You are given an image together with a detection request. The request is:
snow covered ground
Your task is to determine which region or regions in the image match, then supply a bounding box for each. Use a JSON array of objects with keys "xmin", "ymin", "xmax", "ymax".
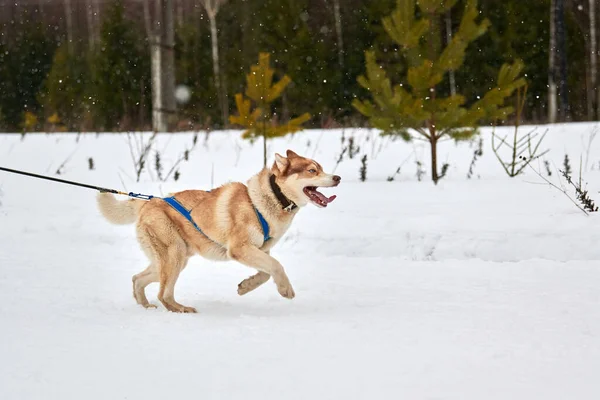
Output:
[{"xmin": 1, "ymin": 123, "xmax": 600, "ymax": 399}]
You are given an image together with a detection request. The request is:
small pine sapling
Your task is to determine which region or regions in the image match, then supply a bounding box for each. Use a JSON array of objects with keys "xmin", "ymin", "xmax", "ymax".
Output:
[
  {"xmin": 353, "ymin": 0, "xmax": 526, "ymax": 184},
  {"xmin": 229, "ymin": 52, "xmax": 311, "ymax": 167}
]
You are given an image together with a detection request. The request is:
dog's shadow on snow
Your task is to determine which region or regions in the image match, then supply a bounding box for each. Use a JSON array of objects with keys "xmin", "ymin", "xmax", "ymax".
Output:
[{"xmin": 132, "ymin": 297, "xmax": 329, "ymax": 319}]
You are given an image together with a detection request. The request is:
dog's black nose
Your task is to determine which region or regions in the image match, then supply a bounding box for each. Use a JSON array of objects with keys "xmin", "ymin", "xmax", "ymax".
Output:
[{"xmin": 333, "ymin": 175, "xmax": 341, "ymax": 182}]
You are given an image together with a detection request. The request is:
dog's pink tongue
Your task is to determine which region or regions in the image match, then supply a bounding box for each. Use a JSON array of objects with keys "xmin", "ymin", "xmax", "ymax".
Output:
[{"xmin": 313, "ymin": 190, "xmax": 336, "ymax": 204}]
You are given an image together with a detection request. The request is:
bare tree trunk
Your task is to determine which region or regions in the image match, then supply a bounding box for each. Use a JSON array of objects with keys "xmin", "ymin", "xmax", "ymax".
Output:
[
  {"xmin": 152, "ymin": 0, "xmax": 163, "ymax": 132},
  {"xmin": 208, "ymin": 12, "xmax": 228, "ymax": 126},
  {"xmin": 142, "ymin": 0, "xmax": 152, "ymax": 40},
  {"xmin": 151, "ymin": 39, "xmax": 164, "ymax": 131},
  {"xmin": 151, "ymin": 0, "xmax": 176, "ymax": 132},
  {"xmin": 86, "ymin": 0, "xmax": 95, "ymax": 50},
  {"xmin": 177, "ymin": 0, "xmax": 184, "ymax": 26},
  {"xmin": 556, "ymin": 0, "xmax": 569, "ymax": 120},
  {"xmin": 163, "ymin": 0, "xmax": 176, "ymax": 131},
  {"xmin": 38, "ymin": 0, "xmax": 45, "ymax": 24},
  {"xmin": 141, "ymin": 0, "xmax": 153, "ymax": 129},
  {"xmin": 445, "ymin": 10, "xmax": 456, "ymax": 97},
  {"xmin": 430, "ymin": 135, "xmax": 438, "ymax": 184},
  {"xmin": 200, "ymin": 0, "xmax": 228, "ymax": 126},
  {"xmin": 591, "ymin": 0, "xmax": 598, "ymax": 120},
  {"xmin": 333, "ymin": 0, "xmax": 344, "ymax": 68},
  {"xmin": 549, "ymin": 0, "xmax": 558, "ymax": 123},
  {"xmin": 64, "ymin": 0, "xmax": 74, "ymax": 54},
  {"xmin": 263, "ymin": 130, "xmax": 267, "ymax": 168},
  {"xmin": 92, "ymin": 0, "xmax": 100, "ymax": 44}
]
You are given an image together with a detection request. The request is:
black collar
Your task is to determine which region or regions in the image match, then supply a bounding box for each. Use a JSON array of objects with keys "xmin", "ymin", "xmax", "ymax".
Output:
[{"xmin": 269, "ymin": 174, "xmax": 297, "ymax": 212}]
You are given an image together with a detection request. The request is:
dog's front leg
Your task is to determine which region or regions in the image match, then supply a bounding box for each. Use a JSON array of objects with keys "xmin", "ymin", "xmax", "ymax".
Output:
[
  {"xmin": 238, "ymin": 250, "xmax": 271, "ymax": 295},
  {"xmin": 238, "ymin": 271, "xmax": 270, "ymax": 295},
  {"xmin": 228, "ymin": 245, "xmax": 295, "ymax": 299}
]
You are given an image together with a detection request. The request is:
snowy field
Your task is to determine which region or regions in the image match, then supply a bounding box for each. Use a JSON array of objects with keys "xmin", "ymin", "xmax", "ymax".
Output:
[{"xmin": 1, "ymin": 123, "xmax": 600, "ymax": 399}]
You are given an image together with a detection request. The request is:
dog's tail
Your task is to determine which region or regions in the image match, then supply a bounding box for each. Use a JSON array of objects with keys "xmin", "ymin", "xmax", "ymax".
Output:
[{"xmin": 97, "ymin": 192, "xmax": 144, "ymax": 225}]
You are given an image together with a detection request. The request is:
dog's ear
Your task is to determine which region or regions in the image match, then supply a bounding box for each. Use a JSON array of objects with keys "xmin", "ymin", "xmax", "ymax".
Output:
[
  {"xmin": 274, "ymin": 153, "xmax": 289, "ymax": 173},
  {"xmin": 286, "ymin": 149, "xmax": 300, "ymax": 159}
]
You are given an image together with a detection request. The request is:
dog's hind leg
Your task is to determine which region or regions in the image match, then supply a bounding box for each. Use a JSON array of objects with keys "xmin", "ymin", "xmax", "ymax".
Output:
[
  {"xmin": 237, "ymin": 271, "xmax": 270, "ymax": 296},
  {"xmin": 157, "ymin": 238, "xmax": 195, "ymax": 313},
  {"xmin": 134, "ymin": 224, "xmax": 163, "ymax": 309},
  {"xmin": 132, "ymin": 265, "xmax": 159, "ymax": 309}
]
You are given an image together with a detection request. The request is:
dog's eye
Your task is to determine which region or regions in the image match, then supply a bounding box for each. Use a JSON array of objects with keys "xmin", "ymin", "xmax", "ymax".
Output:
[{"xmin": 308, "ymin": 169, "xmax": 317, "ymax": 174}]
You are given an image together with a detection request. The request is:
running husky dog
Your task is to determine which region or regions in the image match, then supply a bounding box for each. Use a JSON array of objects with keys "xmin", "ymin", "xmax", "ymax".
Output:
[{"xmin": 97, "ymin": 150, "xmax": 341, "ymax": 313}]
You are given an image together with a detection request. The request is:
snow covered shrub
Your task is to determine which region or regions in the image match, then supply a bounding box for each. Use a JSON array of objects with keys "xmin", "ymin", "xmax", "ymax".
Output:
[
  {"xmin": 347, "ymin": 136, "xmax": 360, "ymax": 159},
  {"xmin": 415, "ymin": 161, "xmax": 425, "ymax": 182},
  {"xmin": 155, "ymin": 152, "xmax": 164, "ymax": 181},
  {"xmin": 387, "ymin": 166, "xmax": 402, "ymax": 182},
  {"xmin": 467, "ymin": 138, "xmax": 483, "ymax": 179},
  {"xmin": 333, "ymin": 132, "xmax": 360, "ymax": 174},
  {"xmin": 492, "ymin": 85, "xmax": 548, "ymax": 177},
  {"xmin": 560, "ymin": 168, "xmax": 598, "ymax": 213},
  {"xmin": 544, "ymin": 160, "xmax": 552, "ymax": 176},
  {"xmin": 525, "ymin": 156, "xmax": 598, "ymax": 215},
  {"xmin": 563, "ymin": 154, "xmax": 572, "ymax": 175},
  {"xmin": 359, "ymin": 155, "xmax": 368, "ymax": 182}
]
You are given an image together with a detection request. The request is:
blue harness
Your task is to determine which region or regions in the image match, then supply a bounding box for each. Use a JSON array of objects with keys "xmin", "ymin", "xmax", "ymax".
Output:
[{"xmin": 162, "ymin": 196, "xmax": 271, "ymax": 244}]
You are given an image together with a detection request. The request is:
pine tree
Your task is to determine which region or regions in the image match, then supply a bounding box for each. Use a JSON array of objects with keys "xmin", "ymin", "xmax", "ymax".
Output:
[
  {"xmin": 91, "ymin": 0, "xmax": 150, "ymax": 130},
  {"xmin": 0, "ymin": 22, "xmax": 54, "ymax": 131},
  {"xmin": 230, "ymin": 52, "xmax": 310, "ymax": 167},
  {"xmin": 40, "ymin": 45, "xmax": 89, "ymax": 130},
  {"xmin": 353, "ymin": 0, "xmax": 526, "ymax": 183},
  {"xmin": 175, "ymin": 22, "xmax": 216, "ymax": 125}
]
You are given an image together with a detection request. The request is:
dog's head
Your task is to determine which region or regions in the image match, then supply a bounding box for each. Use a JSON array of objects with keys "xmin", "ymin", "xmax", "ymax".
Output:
[{"xmin": 271, "ymin": 149, "xmax": 341, "ymax": 208}]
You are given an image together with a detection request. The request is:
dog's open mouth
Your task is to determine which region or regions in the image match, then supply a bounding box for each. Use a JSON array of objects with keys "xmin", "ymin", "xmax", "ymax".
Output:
[{"xmin": 303, "ymin": 186, "xmax": 336, "ymax": 207}]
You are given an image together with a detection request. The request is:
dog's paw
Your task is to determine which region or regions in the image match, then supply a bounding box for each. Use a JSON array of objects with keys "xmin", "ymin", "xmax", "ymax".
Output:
[
  {"xmin": 143, "ymin": 303, "xmax": 158, "ymax": 309},
  {"xmin": 278, "ymin": 284, "xmax": 295, "ymax": 299},
  {"xmin": 237, "ymin": 282, "xmax": 251, "ymax": 296},
  {"xmin": 162, "ymin": 301, "xmax": 198, "ymax": 313},
  {"xmin": 237, "ymin": 272, "xmax": 270, "ymax": 296},
  {"xmin": 238, "ymin": 278, "xmax": 254, "ymax": 296}
]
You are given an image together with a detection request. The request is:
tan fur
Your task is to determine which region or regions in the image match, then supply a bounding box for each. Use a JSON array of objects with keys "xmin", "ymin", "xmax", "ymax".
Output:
[
  {"xmin": 97, "ymin": 150, "xmax": 341, "ymax": 313},
  {"xmin": 97, "ymin": 193, "xmax": 144, "ymax": 224}
]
